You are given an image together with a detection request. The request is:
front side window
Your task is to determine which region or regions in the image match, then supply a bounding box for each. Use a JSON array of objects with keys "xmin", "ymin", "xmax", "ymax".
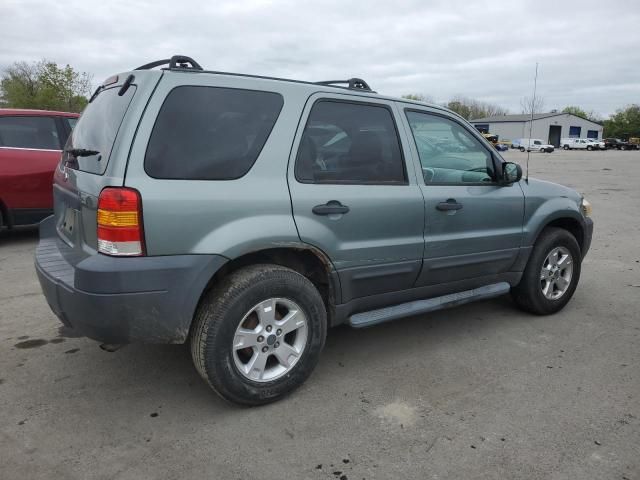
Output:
[
  {"xmin": 0, "ymin": 116, "xmax": 60, "ymax": 150},
  {"xmin": 295, "ymin": 100, "xmax": 406, "ymax": 184},
  {"xmin": 145, "ymin": 86, "xmax": 283, "ymax": 180},
  {"xmin": 405, "ymin": 111, "xmax": 495, "ymax": 184}
]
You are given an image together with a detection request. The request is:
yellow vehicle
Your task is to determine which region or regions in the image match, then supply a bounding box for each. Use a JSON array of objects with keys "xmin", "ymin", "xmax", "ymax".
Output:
[{"xmin": 483, "ymin": 133, "xmax": 510, "ymax": 151}]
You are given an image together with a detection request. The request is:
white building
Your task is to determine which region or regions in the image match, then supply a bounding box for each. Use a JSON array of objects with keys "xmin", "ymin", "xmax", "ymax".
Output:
[{"xmin": 471, "ymin": 112, "xmax": 603, "ymax": 147}]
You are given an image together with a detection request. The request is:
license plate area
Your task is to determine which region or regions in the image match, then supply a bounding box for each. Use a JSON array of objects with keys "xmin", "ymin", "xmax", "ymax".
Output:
[{"xmin": 57, "ymin": 206, "xmax": 77, "ymax": 244}]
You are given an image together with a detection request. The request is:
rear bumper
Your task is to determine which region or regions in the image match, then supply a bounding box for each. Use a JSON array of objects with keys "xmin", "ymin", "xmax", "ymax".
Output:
[
  {"xmin": 35, "ymin": 216, "xmax": 228, "ymax": 344},
  {"xmin": 582, "ymin": 217, "xmax": 594, "ymax": 259}
]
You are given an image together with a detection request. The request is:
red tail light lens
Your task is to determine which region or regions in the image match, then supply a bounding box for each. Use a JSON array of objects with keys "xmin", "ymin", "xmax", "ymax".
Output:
[{"xmin": 97, "ymin": 187, "xmax": 145, "ymax": 256}]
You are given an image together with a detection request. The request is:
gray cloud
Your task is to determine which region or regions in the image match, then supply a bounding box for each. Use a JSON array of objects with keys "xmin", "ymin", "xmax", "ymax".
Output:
[{"xmin": 1, "ymin": 0, "xmax": 638, "ymax": 116}]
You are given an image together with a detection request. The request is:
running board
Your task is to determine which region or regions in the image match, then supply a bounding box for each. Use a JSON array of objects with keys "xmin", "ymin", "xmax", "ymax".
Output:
[{"xmin": 348, "ymin": 282, "xmax": 511, "ymax": 328}]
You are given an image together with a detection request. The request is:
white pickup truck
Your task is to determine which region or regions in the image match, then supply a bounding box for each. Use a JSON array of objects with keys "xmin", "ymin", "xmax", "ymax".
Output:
[
  {"xmin": 515, "ymin": 138, "xmax": 555, "ymax": 153},
  {"xmin": 561, "ymin": 138, "xmax": 600, "ymax": 150}
]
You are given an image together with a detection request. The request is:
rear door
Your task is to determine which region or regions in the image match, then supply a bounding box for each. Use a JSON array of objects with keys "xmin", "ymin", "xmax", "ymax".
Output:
[
  {"xmin": 52, "ymin": 71, "xmax": 161, "ymax": 260},
  {"xmin": 0, "ymin": 115, "xmax": 63, "ymax": 219},
  {"xmin": 399, "ymin": 107, "xmax": 524, "ymax": 286},
  {"xmin": 288, "ymin": 94, "xmax": 425, "ymax": 302}
]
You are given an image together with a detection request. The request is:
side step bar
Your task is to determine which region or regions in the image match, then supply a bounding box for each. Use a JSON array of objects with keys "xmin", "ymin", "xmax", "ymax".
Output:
[{"xmin": 348, "ymin": 282, "xmax": 511, "ymax": 328}]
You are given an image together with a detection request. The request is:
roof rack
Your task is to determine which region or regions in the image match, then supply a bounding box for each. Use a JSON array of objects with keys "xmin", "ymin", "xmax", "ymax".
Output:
[
  {"xmin": 132, "ymin": 56, "xmax": 375, "ymax": 93},
  {"xmin": 315, "ymin": 78, "xmax": 373, "ymax": 92},
  {"xmin": 135, "ymin": 55, "xmax": 203, "ymax": 71}
]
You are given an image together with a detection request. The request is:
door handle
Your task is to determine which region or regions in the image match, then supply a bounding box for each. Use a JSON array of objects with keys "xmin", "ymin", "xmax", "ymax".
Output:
[
  {"xmin": 436, "ymin": 198, "xmax": 463, "ymax": 211},
  {"xmin": 312, "ymin": 200, "xmax": 350, "ymax": 216}
]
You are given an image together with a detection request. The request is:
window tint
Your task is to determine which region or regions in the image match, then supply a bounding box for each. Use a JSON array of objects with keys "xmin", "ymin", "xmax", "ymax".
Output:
[
  {"xmin": 145, "ymin": 86, "xmax": 283, "ymax": 180},
  {"xmin": 295, "ymin": 101, "xmax": 406, "ymax": 184},
  {"xmin": 405, "ymin": 111, "xmax": 494, "ymax": 184},
  {"xmin": 0, "ymin": 116, "xmax": 60, "ymax": 150},
  {"xmin": 66, "ymin": 85, "xmax": 136, "ymax": 174}
]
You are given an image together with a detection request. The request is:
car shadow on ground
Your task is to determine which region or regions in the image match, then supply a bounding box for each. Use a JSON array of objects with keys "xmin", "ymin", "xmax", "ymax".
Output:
[
  {"xmin": 41, "ymin": 294, "xmax": 524, "ymax": 413},
  {"xmin": 0, "ymin": 225, "xmax": 40, "ymax": 245}
]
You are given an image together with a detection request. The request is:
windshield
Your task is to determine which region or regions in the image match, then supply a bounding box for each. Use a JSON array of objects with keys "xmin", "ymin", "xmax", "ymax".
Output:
[{"xmin": 64, "ymin": 85, "xmax": 136, "ymax": 174}]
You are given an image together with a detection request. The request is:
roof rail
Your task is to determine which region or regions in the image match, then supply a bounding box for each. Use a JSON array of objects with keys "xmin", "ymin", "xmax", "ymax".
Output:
[
  {"xmin": 135, "ymin": 55, "xmax": 203, "ymax": 71},
  {"xmin": 315, "ymin": 78, "xmax": 374, "ymax": 92}
]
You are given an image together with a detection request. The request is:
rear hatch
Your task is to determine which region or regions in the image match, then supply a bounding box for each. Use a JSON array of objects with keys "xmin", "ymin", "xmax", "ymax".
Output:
[{"xmin": 52, "ymin": 71, "xmax": 161, "ymax": 263}]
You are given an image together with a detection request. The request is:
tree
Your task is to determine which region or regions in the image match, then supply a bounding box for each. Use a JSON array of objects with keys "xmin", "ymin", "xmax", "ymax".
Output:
[
  {"xmin": 0, "ymin": 60, "xmax": 92, "ymax": 112},
  {"xmin": 445, "ymin": 96, "xmax": 508, "ymax": 120},
  {"xmin": 401, "ymin": 93, "xmax": 434, "ymax": 103},
  {"xmin": 562, "ymin": 106, "xmax": 600, "ymax": 123},
  {"xmin": 520, "ymin": 95, "xmax": 545, "ymax": 115},
  {"xmin": 603, "ymin": 104, "xmax": 640, "ymax": 139}
]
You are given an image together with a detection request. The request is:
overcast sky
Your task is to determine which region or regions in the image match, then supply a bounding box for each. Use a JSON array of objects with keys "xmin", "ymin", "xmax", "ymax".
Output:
[{"xmin": 1, "ymin": 0, "xmax": 638, "ymax": 117}]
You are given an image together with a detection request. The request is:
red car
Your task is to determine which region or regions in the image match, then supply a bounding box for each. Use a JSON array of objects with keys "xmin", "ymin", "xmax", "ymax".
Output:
[{"xmin": 0, "ymin": 108, "xmax": 79, "ymax": 228}]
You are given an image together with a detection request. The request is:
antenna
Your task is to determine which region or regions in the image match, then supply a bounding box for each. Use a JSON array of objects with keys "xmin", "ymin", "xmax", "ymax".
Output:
[{"xmin": 526, "ymin": 62, "xmax": 539, "ymax": 183}]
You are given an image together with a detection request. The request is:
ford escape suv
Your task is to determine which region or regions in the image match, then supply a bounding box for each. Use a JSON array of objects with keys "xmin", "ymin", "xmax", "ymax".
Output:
[{"xmin": 35, "ymin": 56, "xmax": 593, "ymax": 405}]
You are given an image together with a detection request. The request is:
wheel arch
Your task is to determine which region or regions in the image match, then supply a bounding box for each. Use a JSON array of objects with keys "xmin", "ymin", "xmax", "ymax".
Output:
[
  {"xmin": 191, "ymin": 245, "xmax": 341, "ymax": 335},
  {"xmin": 0, "ymin": 199, "xmax": 10, "ymax": 228},
  {"xmin": 534, "ymin": 216, "xmax": 586, "ymax": 253}
]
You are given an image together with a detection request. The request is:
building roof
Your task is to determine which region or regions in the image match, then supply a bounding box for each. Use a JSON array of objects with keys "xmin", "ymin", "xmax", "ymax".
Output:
[
  {"xmin": 471, "ymin": 113, "xmax": 563, "ymax": 123},
  {"xmin": 471, "ymin": 112, "xmax": 602, "ymax": 126}
]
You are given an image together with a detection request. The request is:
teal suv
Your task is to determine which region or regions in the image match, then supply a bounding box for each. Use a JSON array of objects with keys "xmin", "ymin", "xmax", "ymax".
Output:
[{"xmin": 36, "ymin": 56, "xmax": 593, "ymax": 405}]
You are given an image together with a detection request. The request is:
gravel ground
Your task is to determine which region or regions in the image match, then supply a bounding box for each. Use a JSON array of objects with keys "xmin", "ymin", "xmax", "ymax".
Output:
[{"xmin": 1, "ymin": 149, "xmax": 639, "ymax": 480}]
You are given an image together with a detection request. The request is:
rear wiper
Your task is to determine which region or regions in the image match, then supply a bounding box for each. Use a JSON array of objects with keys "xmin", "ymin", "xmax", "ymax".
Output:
[{"xmin": 65, "ymin": 148, "xmax": 100, "ymax": 157}]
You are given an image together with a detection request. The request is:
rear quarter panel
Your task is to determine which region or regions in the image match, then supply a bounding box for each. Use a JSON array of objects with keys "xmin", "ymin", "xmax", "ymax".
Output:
[{"xmin": 123, "ymin": 73, "xmax": 312, "ymax": 257}]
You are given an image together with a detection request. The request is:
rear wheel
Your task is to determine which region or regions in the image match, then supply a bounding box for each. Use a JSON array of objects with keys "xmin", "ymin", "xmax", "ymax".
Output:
[
  {"xmin": 519, "ymin": 147, "xmax": 526, "ymax": 152},
  {"xmin": 563, "ymin": 145, "xmax": 570, "ymax": 150},
  {"xmin": 512, "ymin": 228, "xmax": 582, "ymax": 315},
  {"xmin": 191, "ymin": 264, "xmax": 327, "ymax": 405}
]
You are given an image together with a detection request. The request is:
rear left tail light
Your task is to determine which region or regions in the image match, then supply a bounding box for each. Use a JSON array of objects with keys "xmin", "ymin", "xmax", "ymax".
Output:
[{"xmin": 97, "ymin": 187, "xmax": 145, "ymax": 256}]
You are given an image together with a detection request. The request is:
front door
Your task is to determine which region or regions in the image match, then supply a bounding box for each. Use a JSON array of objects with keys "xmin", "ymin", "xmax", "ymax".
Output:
[
  {"xmin": 399, "ymin": 108, "xmax": 525, "ymax": 286},
  {"xmin": 288, "ymin": 95, "xmax": 425, "ymax": 302}
]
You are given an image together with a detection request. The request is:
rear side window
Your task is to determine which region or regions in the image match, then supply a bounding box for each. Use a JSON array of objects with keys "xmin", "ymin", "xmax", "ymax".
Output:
[
  {"xmin": 295, "ymin": 100, "xmax": 406, "ymax": 184},
  {"xmin": 0, "ymin": 116, "xmax": 60, "ymax": 150},
  {"xmin": 145, "ymin": 86, "xmax": 284, "ymax": 180},
  {"xmin": 65, "ymin": 85, "xmax": 137, "ymax": 174}
]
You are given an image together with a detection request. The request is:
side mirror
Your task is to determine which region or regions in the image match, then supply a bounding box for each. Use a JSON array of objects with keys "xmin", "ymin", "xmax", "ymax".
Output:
[{"xmin": 501, "ymin": 162, "xmax": 522, "ymax": 184}]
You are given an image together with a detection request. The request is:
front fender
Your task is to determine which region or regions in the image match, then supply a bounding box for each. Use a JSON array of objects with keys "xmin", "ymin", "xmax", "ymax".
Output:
[{"xmin": 523, "ymin": 197, "xmax": 585, "ymax": 246}]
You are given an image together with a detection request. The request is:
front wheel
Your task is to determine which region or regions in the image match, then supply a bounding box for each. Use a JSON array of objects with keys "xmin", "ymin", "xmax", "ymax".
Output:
[
  {"xmin": 587, "ymin": 145, "xmax": 593, "ymax": 151},
  {"xmin": 191, "ymin": 264, "xmax": 327, "ymax": 405},
  {"xmin": 512, "ymin": 228, "xmax": 582, "ymax": 315}
]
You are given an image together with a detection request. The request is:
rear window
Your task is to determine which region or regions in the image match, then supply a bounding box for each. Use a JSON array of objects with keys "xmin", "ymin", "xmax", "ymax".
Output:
[
  {"xmin": 144, "ymin": 86, "xmax": 284, "ymax": 180},
  {"xmin": 0, "ymin": 116, "xmax": 61, "ymax": 150},
  {"xmin": 65, "ymin": 85, "xmax": 136, "ymax": 174}
]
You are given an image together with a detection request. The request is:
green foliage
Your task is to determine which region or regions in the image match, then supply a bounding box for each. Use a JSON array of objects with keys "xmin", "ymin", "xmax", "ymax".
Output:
[
  {"xmin": 561, "ymin": 106, "xmax": 600, "ymax": 123},
  {"xmin": 603, "ymin": 104, "xmax": 640, "ymax": 139},
  {"xmin": 0, "ymin": 60, "xmax": 92, "ymax": 113}
]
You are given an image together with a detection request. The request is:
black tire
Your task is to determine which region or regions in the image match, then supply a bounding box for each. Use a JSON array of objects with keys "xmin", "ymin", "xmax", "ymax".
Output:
[
  {"xmin": 563, "ymin": 145, "xmax": 569, "ymax": 150},
  {"xmin": 621, "ymin": 145, "xmax": 627, "ymax": 150},
  {"xmin": 190, "ymin": 264, "xmax": 327, "ymax": 406},
  {"xmin": 512, "ymin": 227, "xmax": 582, "ymax": 315},
  {"xmin": 519, "ymin": 147, "xmax": 526, "ymax": 152},
  {"xmin": 587, "ymin": 145, "xmax": 592, "ymax": 151}
]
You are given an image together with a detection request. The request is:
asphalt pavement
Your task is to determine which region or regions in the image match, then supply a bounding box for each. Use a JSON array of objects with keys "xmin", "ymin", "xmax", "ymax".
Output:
[{"xmin": 1, "ymin": 149, "xmax": 639, "ymax": 479}]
